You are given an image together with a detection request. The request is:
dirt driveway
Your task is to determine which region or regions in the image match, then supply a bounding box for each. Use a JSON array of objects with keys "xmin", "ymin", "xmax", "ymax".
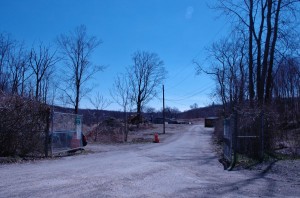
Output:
[{"xmin": 0, "ymin": 124, "xmax": 299, "ymax": 197}]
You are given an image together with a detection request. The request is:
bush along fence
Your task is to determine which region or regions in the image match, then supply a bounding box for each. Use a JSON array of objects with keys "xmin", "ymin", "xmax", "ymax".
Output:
[
  {"xmin": 0, "ymin": 94, "xmax": 50, "ymax": 158},
  {"xmin": 0, "ymin": 95, "xmax": 87, "ymax": 158},
  {"xmin": 223, "ymin": 110, "xmax": 264, "ymax": 170}
]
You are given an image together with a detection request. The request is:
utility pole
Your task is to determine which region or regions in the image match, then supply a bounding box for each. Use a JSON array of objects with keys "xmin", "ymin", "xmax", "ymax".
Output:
[{"xmin": 163, "ymin": 85, "xmax": 165, "ymax": 134}]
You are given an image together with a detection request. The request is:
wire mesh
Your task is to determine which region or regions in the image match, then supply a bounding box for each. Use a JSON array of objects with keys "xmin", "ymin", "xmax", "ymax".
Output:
[{"xmin": 50, "ymin": 112, "xmax": 83, "ymax": 154}]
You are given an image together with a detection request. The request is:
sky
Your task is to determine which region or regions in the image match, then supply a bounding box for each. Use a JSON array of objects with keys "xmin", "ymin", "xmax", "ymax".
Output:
[{"xmin": 0, "ymin": 0, "xmax": 229, "ymax": 112}]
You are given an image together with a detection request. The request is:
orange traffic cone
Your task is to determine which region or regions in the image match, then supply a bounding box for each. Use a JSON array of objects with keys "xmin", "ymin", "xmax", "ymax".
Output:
[{"xmin": 153, "ymin": 133, "xmax": 159, "ymax": 143}]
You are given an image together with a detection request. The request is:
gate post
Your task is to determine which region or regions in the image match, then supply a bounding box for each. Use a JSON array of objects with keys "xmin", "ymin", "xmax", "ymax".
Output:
[
  {"xmin": 44, "ymin": 107, "xmax": 51, "ymax": 157},
  {"xmin": 228, "ymin": 111, "xmax": 237, "ymax": 171},
  {"xmin": 259, "ymin": 111, "xmax": 264, "ymax": 161}
]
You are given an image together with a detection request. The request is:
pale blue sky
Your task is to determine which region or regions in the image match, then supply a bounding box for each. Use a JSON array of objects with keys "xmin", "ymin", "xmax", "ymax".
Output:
[{"xmin": 0, "ymin": 0, "xmax": 229, "ymax": 111}]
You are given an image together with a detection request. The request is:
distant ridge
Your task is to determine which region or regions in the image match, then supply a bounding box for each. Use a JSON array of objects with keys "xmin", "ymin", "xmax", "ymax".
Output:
[
  {"xmin": 51, "ymin": 104, "xmax": 222, "ymax": 125},
  {"xmin": 178, "ymin": 105, "xmax": 222, "ymax": 119}
]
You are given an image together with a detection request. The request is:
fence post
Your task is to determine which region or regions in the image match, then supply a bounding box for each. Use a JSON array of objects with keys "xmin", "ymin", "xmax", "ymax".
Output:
[
  {"xmin": 227, "ymin": 111, "xmax": 237, "ymax": 171},
  {"xmin": 233, "ymin": 111, "xmax": 238, "ymax": 165},
  {"xmin": 44, "ymin": 107, "xmax": 51, "ymax": 157},
  {"xmin": 259, "ymin": 111, "xmax": 264, "ymax": 161}
]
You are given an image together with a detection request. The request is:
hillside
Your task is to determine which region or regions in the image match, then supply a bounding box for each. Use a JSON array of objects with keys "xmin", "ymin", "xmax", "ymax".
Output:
[
  {"xmin": 178, "ymin": 105, "xmax": 222, "ymax": 119},
  {"xmin": 51, "ymin": 104, "xmax": 222, "ymax": 126}
]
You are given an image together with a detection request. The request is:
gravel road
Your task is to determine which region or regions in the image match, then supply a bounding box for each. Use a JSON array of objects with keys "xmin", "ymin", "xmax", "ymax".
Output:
[{"xmin": 0, "ymin": 124, "xmax": 299, "ymax": 197}]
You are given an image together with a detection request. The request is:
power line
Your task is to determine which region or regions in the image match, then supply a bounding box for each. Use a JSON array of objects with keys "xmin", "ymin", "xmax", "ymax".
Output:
[
  {"xmin": 165, "ymin": 100, "xmax": 192, "ymax": 109},
  {"xmin": 157, "ymin": 81, "xmax": 215, "ymax": 102},
  {"xmin": 166, "ymin": 83, "xmax": 214, "ymax": 102},
  {"xmin": 166, "ymin": 67, "xmax": 196, "ymax": 90},
  {"xmin": 165, "ymin": 22, "xmax": 229, "ymax": 91}
]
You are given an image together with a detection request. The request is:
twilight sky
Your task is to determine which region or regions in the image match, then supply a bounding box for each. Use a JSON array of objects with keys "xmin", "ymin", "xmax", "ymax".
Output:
[{"xmin": 0, "ymin": 0, "xmax": 229, "ymax": 111}]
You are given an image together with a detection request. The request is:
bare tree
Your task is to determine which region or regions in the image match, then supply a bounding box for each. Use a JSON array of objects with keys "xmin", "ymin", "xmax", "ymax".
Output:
[
  {"xmin": 190, "ymin": 103, "xmax": 199, "ymax": 109},
  {"xmin": 214, "ymin": 0, "xmax": 300, "ymax": 105},
  {"xmin": 164, "ymin": 106, "xmax": 181, "ymax": 119},
  {"xmin": 89, "ymin": 92, "xmax": 111, "ymax": 112},
  {"xmin": 195, "ymin": 34, "xmax": 247, "ymax": 115},
  {"xmin": 0, "ymin": 33, "xmax": 13, "ymax": 92},
  {"xmin": 57, "ymin": 25, "xmax": 103, "ymax": 114},
  {"xmin": 273, "ymin": 57, "xmax": 300, "ymax": 123},
  {"xmin": 110, "ymin": 73, "xmax": 131, "ymax": 142},
  {"xmin": 29, "ymin": 42, "xmax": 59, "ymax": 103},
  {"xmin": 202, "ymin": 0, "xmax": 300, "ymax": 156},
  {"xmin": 40, "ymin": 68, "xmax": 55, "ymax": 104},
  {"xmin": 7, "ymin": 41, "xmax": 30, "ymax": 96},
  {"xmin": 89, "ymin": 92, "xmax": 111, "ymax": 125},
  {"xmin": 128, "ymin": 50, "xmax": 166, "ymax": 124}
]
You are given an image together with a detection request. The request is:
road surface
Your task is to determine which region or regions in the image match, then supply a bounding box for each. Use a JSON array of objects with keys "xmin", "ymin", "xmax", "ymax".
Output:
[{"xmin": 0, "ymin": 124, "xmax": 299, "ymax": 197}]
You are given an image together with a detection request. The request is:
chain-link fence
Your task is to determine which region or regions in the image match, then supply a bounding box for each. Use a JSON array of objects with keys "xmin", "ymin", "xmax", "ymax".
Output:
[
  {"xmin": 223, "ymin": 115, "xmax": 236, "ymax": 163},
  {"xmin": 223, "ymin": 110, "xmax": 264, "ymax": 169},
  {"xmin": 50, "ymin": 112, "xmax": 83, "ymax": 155},
  {"xmin": 236, "ymin": 111, "xmax": 264, "ymax": 159}
]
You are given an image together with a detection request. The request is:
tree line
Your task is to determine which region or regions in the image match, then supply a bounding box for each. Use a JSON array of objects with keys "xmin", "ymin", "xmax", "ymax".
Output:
[
  {"xmin": 0, "ymin": 25, "xmax": 101, "ymax": 113},
  {"xmin": 0, "ymin": 25, "xmax": 167, "ymax": 117}
]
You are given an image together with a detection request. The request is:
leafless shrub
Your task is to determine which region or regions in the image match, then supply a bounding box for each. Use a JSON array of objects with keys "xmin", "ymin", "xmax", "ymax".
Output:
[
  {"xmin": 0, "ymin": 92, "xmax": 49, "ymax": 157},
  {"xmin": 88, "ymin": 118, "xmax": 124, "ymax": 143}
]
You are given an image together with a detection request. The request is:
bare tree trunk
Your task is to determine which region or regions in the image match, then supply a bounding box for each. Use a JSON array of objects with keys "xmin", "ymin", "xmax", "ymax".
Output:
[
  {"xmin": 137, "ymin": 99, "xmax": 142, "ymax": 127},
  {"xmin": 124, "ymin": 108, "xmax": 128, "ymax": 142},
  {"xmin": 75, "ymin": 83, "xmax": 80, "ymax": 114},
  {"xmin": 111, "ymin": 73, "xmax": 130, "ymax": 142},
  {"xmin": 238, "ymin": 41, "xmax": 245, "ymax": 103},
  {"xmin": 265, "ymin": 0, "xmax": 282, "ymax": 103},
  {"xmin": 29, "ymin": 43, "xmax": 58, "ymax": 103},
  {"xmin": 57, "ymin": 25, "xmax": 103, "ymax": 114},
  {"xmin": 259, "ymin": 0, "xmax": 273, "ymax": 104},
  {"xmin": 248, "ymin": 0, "xmax": 255, "ymax": 106},
  {"xmin": 255, "ymin": 0, "xmax": 267, "ymax": 106},
  {"xmin": 0, "ymin": 33, "xmax": 12, "ymax": 92},
  {"xmin": 36, "ymin": 75, "xmax": 40, "ymax": 100}
]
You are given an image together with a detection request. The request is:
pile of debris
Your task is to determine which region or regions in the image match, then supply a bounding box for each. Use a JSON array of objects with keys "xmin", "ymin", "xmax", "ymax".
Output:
[{"xmin": 87, "ymin": 117, "xmax": 124, "ymax": 143}]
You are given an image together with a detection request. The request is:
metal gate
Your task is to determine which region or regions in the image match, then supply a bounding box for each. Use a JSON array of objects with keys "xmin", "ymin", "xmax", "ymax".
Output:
[
  {"xmin": 50, "ymin": 111, "xmax": 83, "ymax": 155},
  {"xmin": 223, "ymin": 114, "xmax": 237, "ymax": 169},
  {"xmin": 236, "ymin": 111, "xmax": 264, "ymax": 160},
  {"xmin": 223, "ymin": 111, "xmax": 264, "ymax": 170}
]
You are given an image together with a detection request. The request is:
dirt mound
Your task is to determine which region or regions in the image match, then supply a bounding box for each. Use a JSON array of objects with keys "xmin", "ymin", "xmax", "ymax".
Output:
[{"xmin": 87, "ymin": 118, "xmax": 124, "ymax": 143}]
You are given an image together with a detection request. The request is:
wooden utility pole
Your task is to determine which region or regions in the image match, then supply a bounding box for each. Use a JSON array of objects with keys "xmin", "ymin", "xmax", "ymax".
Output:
[{"xmin": 163, "ymin": 85, "xmax": 165, "ymax": 134}]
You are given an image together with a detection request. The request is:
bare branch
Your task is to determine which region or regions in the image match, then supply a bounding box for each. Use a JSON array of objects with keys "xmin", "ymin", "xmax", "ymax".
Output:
[
  {"xmin": 127, "ymin": 51, "xmax": 167, "ymax": 123},
  {"xmin": 57, "ymin": 25, "xmax": 103, "ymax": 114}
]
